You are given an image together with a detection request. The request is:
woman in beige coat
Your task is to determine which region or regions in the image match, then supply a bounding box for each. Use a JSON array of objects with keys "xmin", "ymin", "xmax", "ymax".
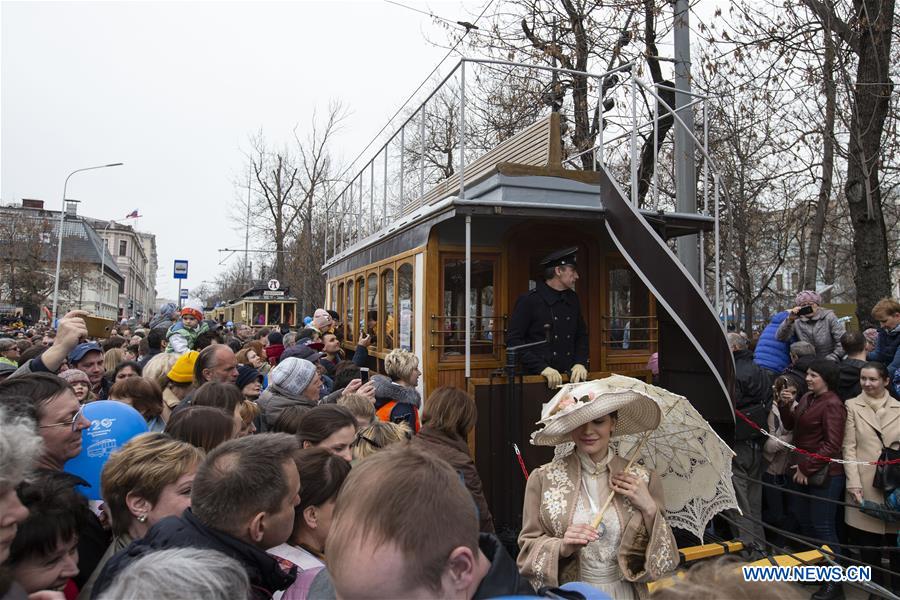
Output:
[
  {"xmin": 517, "ymin": 389, "xmax": 678, "ymax": 599},
  {"xmin": 842, "ymin": 361, "xmax": 900, "ymax": 590}
]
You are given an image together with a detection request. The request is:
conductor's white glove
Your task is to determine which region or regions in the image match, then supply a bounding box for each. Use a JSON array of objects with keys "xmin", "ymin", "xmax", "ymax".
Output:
[
  {"xmin": 541, "ymin": 367, "xmax": 562, "ymax": 389},
  {"xmin": 570, "ymin": 364, "xmax": 588, "ymax": 383}
]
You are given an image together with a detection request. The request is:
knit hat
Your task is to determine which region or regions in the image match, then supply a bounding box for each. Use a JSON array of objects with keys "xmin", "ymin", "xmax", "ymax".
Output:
[
  {"xmin": 268, "ymin": 331, "xmax": 284, "ymax": 345},
  {"xmin": 181, "ymin": 299, "xmax": 204, "ymax": 322},
  {"xmin": 269, "ymin": 357, "xmax": 316, "ymax": 397},
  {"xmin": 794, "ymin": 290, "xmax": 822, "ymax": 306},
  {"xmin": 59, "ymin": 368, "xmax": 90, "ymax": 386},
  {"xmin": 167, "ymin": 350, "xmax": 199, "ymax": 384},
  {"xmin": 181, "ymin": 307, "xmax": 203, "ymax": 321},
  {"xmin": 236, "ymin": 364, "xmax": 262, "ymax": 390}
]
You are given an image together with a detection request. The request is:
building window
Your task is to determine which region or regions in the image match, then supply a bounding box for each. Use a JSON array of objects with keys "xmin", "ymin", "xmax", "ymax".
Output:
[
  {"xmin": 118, "ymin": 240, "xmax": 127, "ymax": 256},
  {"xmin": 776, "ymin": 273, "xmax": 784, "ymax": 291}
]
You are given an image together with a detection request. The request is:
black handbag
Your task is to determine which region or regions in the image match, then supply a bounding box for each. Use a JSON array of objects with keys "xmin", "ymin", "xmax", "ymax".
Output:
[{"xmin": 871, "ymin": 428, "xmax": 900, "ymax": 493}]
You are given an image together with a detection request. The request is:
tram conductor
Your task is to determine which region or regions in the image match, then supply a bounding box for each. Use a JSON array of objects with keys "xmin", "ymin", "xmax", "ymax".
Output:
[{"xmin": 507, "ymin": 247, "xmax": 589, "ymax": 388}]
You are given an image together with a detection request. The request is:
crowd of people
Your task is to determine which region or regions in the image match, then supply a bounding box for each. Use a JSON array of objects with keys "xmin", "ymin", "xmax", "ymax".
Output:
[
  {"xmin": 730, "ymin": 293, "xmax": 900, "ymax": 599},
  {"xmin": 0, "ymin": 291, "xmax": 897, "ymax": 599}
]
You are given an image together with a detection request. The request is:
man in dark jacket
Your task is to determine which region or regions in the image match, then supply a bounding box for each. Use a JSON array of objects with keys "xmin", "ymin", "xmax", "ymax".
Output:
[
  {"xmin": 837, "ymin": 331, "xmax": 868, "ymax": 400},
  {"xmin": 728, "ymin": 333, "xmax": 771, "ymax": 556},
  {"xmin": 782, "ymin": 341, "xmax": 817, "ymax": 397},
  {"xmin": 91, "ymin": 434, "xmax": 300, "ymax": 599},
  {"xmin": 328, "ymin": 446, "xmax": 537, "ymax": 599},
  {"xmin": 507, "ymin": 247, "xmax": 589, "ymax": 388}
]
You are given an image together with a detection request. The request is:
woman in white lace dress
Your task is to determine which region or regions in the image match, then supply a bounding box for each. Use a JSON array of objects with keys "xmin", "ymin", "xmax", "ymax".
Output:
[{"xmin": 517, "ymin": 389, "xmax": 678, "ymax": 599}]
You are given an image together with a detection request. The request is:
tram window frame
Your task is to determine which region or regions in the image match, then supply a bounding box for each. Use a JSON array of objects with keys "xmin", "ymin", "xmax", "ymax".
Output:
[
  {"xmin": 603, "ymin": 259, "xmax": 656, "ymax": 354},
  {"xmin": 438, "ymin": 253, "xmax": 498, "ymax": 361},
  {"xmin": 366, "ymin": 272, "xmax": 378, "ymax": 349},
  {"xmin": 355, "ymin": 277, "xmax": 365, "ymax": 344},
  {"xmin": 381, "ymin": 267, "xmax": 395, "ymax": 351},
  {"xmin": 346, "ymin": 279, "xmax": 355, "ymax": 342},
  {"xmin": 337, "ymin": 282, "xmax": 345, "ymax": 338},
  {"xmin": 397, "ymin": 262, "xmax": 414, "ymax": 353}
]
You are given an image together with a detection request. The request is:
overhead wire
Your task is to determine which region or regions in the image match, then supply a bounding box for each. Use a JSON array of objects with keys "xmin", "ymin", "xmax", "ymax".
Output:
[{"xmin": 333, "ymin": 0, "xmax": 498, "ymax": 189}]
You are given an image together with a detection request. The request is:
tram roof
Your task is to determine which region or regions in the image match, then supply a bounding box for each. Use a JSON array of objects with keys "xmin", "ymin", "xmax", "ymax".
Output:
[{"xmin": 321, "ymin": 165, "xmax": 714, "ymax": 278}]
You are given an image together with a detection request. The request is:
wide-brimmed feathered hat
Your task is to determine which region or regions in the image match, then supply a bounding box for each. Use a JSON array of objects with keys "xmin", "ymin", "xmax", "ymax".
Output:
[{"xmin": 530, "ymin": 382, "xmax": 661, "ymax": 447}]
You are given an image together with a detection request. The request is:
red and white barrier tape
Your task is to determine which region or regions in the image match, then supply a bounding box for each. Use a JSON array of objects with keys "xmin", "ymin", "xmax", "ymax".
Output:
[{"xmin": 734, "ymin": 409, "xmax": 900, "ymax": 467}]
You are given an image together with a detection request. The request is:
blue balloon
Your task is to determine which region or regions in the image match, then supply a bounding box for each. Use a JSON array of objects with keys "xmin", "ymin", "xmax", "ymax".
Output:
[{"xmin": 64, "ymin": 401, "xmax": 149, "ymax": 500}]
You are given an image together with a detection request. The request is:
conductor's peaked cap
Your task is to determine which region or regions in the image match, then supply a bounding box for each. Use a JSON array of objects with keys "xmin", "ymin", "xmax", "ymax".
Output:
[{"xmin": 539, "ymin": 247, "xmax": 579, "ymax": 269}]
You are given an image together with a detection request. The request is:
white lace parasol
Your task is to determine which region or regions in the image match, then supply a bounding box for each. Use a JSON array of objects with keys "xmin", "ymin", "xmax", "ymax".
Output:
[{"xmin": 589, "ymin": 374, "xmax": 739, "ymax": 540}]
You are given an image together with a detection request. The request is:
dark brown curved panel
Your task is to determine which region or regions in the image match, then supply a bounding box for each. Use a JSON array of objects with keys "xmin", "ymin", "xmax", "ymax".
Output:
[{"xmin": 598, "ymin": 168, "xmax": 735, "ymax": 439}]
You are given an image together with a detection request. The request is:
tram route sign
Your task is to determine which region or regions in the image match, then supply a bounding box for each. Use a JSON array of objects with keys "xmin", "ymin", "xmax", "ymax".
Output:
[
  {"xmin": 179, "ymin": 289, "xmax": 189, "ymax": 300},
  {"xmin": 173, "ymin": 260, "xmax": 188, "ymax": 280},
  {"xmin": 267, "ymin": 279, "xmax": 280, "ymax": 291}
]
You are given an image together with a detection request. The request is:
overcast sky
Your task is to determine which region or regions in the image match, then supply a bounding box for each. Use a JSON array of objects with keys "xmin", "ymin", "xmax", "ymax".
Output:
[{"xmin": 2, "ymin": 0, "xmax": 479, "ymax": 301}]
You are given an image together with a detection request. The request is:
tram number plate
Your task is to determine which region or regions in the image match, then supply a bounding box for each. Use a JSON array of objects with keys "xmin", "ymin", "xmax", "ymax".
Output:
[{"xmin": 263, "ymin": 290, "xmax": 285, "ymax": 297}]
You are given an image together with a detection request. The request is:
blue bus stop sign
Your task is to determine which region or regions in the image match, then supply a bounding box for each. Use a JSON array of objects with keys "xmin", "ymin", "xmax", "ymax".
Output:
[
  {"xmin": 179, "ymin": 288, "xmax": 189, "ymax": 300},
  {"xmin": 173, "ymin": 260, "xmax": 188, "ymax": 279}
]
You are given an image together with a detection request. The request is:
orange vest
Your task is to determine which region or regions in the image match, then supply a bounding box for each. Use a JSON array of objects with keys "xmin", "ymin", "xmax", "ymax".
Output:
[{"xmin": 375, "ymin": 401, "xmax": 420, "ymax": 433}]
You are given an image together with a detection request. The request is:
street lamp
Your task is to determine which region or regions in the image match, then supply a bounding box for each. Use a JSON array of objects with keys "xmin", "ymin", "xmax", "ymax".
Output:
[{"xmin": 51, "ymin": 162, "xmax": 123, "ymax": 322}]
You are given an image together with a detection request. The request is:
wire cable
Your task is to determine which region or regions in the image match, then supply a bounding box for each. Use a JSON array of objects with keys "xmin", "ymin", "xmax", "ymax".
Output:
[
  {"xmin": 334, "ymin": 0, "xmax": 497, "ymax": 188},
  {"xmin": 719, "ymin": 510, "xmax": 900, "ymax": 578},
  {"xmin": 716, "ymin": 512, "xmax": 900, "ymax": 598},
  {"xmin": 731, "ymin": 470, "xmax": 900, "ymax": 518}
]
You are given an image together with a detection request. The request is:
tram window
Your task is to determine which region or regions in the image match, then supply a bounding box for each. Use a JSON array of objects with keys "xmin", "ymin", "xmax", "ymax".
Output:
[
  {"xmin": 283, "ymin": 304, "xmax": 295, "ymax": 327},
  {"xmin": 441, "ymin": 256, "xmax": 495, "ymax": 357},
  {"xmin": 366, "ymin": 273, "xmax": 378, "ymax": 346},
  {"xmin": 398, "ymin": 263, "xmax": 414, "ymax": 352},
  {"xmin": 330, "ymin": 284, "xmax": 336, "ymax": 311},
  {"xmin": 337, "ymin": 282, "xmax": 344, "ymax": 338},
  {"xmin": 607, "ymin": 265, "xmax": 652, "ymax": 350},
  {"xmin": 356, "ymin": 278, "xmax": 365, "ymax": 341},
  {"xmin": 252, "ymin": 302, "xmax": 266, "ymax": 326},
  {"xmin": 268, "ymin": 303, "xmax": 282, "ymax": 325},
  {"xmin": 382, "ymin": 269, "xmax": 395, "ymax": 350},
  {"xmin": 346, "ymin": 280, "xmax": 355, "ymax": 341}
]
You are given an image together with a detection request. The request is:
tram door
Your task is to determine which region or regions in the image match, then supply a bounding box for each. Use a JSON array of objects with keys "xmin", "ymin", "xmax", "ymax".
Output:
[{"xmin": 505, "ymin": 223, "xmax": 597, "ymax": 363}]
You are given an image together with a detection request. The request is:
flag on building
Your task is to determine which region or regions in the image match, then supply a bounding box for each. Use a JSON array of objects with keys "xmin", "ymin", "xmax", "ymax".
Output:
[{"xmin": 125, "ymin": 210, "xmax": 140, "ymax": 219}]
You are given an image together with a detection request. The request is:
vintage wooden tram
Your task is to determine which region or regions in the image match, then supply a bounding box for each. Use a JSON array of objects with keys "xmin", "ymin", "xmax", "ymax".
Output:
[
  {"xmin": 322, "ymin": 110, "xmax": 735, "ymax": 537},
  {"xmin": 207, "ymin": 286, "xmax": 298, "ymax": 329}
]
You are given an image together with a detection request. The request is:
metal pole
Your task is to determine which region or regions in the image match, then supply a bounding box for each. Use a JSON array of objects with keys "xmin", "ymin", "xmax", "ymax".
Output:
[
  {"xmin": 673, "ymin": 0, "xmax": 699, "ymax": 281},
  {"xmin": 465, "ymin": 214, "xmax": 471, "ymax": 378},
  {"xmin": 177, "ymin": 280, "xmax": 182, "ymax": 311},
  {"xmin": 245, "ymin": 172, "xmax": 251, "ymax": 287},
  {"xmin": 419, "ymin": 103, "xmax": 426, "ymax": 202},
  {"xmin": 459, "ymin": 59, "xmax": 466, "ymax": 199},
  {"xmin": 400, "ymin": 127, "xmax": 406, "ymax": 208},
  {"xmin": 714, "ymin": 175, "xmax": 721, "ymax": 317},
  {"xmin": 369, "ymin": 161, "xmax": 374, "ymax": 233},
  {"xmin": 324, "ymin": 199, "xmax": 329, "ymax": 263},
  {"xmin": 356, "ymin": 177, "xmax": 362, "ymax": 236},
  {"xmin": 652, "ymin": 94, "xmax": 659, "ymax": 210},
  {"xmin": 598, "ymin": 78, "xmax": 604, "ymax": 167},
  {"xmin": 383, "ymin": 149, "xmax": 388, "ymax": 227},
  {"xmin": 630, "ymin": 64, "xmax": 638, "ymax": 206},
  {"xmin": 700, "ymin": 101, "xmax": 708, "ymax": 292},
  {"xmin": 51, "ymin": 162, "xmax": 123, "ymax": 322}
]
